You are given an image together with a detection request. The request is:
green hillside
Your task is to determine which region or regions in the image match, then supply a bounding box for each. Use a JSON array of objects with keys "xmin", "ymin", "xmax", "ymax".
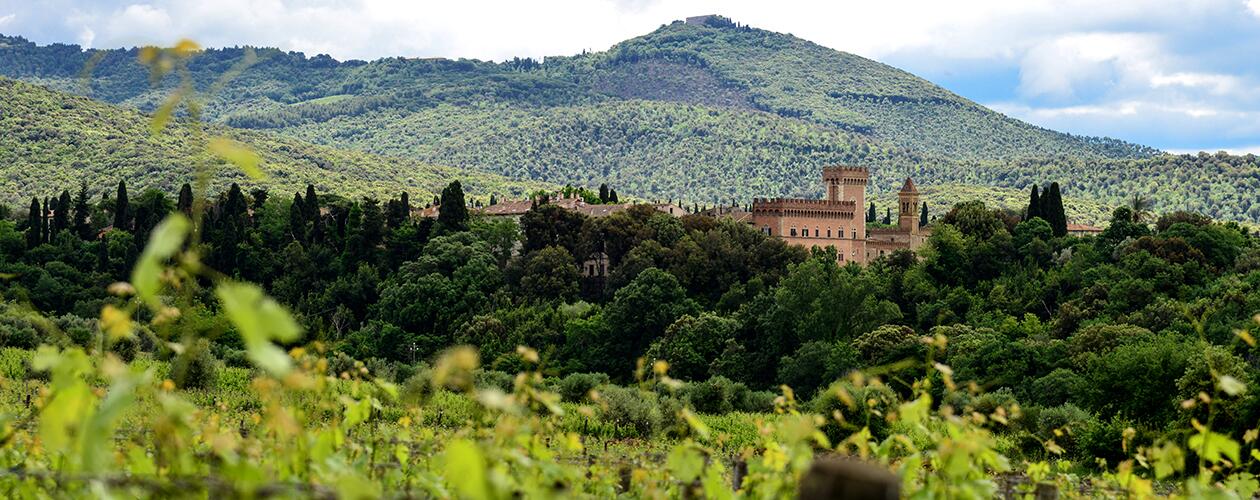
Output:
[
  {"xmin": 0, "ymin": 77, "xmax": 548, "ymax": 207},
  {"xmin": 3, "ymin": 19, "xmax": 1260, "ymax": 223}
]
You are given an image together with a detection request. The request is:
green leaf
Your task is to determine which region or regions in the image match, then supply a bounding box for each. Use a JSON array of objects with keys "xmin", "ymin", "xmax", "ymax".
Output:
[
  {"xmin": 149, "ymin": 93, "xmax": 180, "ymax": 135},
  {"xmin": 667, "ymin": 445, "xmax": 705, "ymax": 483},
  {"xmin": 1220, "ymin": 375, "xmax": 1247, "ymax": 396},
  {"xmin": 1190, "ymin": 430, "xmax": 1241, "ymax": 464},
  {"xmin": 132, "ymin": 214, "xmax": 191, "ymax": 308},
  {"xmin": 443, "ymin": 439, "xmax": 490, "ymax": 500},
  {"xmin": 898, "ymin": 394, "xmax": 931, "ymax": 424},
  {"xmin": 209, "ymin": 137, "xmax": 264, "ymax": 179},
  {"xmin": 216, "ymin": 281, "xmax": 302, "ymax": 376}
]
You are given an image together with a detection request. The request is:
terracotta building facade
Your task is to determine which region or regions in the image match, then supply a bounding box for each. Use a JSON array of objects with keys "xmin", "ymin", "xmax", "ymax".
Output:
[{"xmin": 751, "ymin": 166, "xmax": 929, "ymax": 264}]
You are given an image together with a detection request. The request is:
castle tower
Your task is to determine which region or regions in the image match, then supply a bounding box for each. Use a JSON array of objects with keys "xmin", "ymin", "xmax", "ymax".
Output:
[
  {"xmin": 898, "ymin": 177, "xmax": 919, "ymax": 233},
  {"xmin": 821, "ymin": 166, "xmax": 868, "ymax": 207}
]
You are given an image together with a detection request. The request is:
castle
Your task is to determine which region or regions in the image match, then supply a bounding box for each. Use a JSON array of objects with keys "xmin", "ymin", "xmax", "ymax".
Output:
[{"xmin": 750, "ymin": 166, "xmax": 929, "ymax": 264}]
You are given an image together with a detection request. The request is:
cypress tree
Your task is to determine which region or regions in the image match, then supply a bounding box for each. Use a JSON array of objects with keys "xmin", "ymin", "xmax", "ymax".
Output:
[
  {"xmin": 867, "ymin": 202, "xmax": 876, "ymax": 223},
  {"xmin": 41, "ymin": 197, "xmax": 50, "ymax": 243},
  {"xmin": 362, "ymin": 198, "xmax": 385, "ymax": 249},
  {"xmin": 489, "ymin": 194, "xmax": 498, "ymax": 206},
  {"xmin": 1027, "ymin": 184, "xmax": 1041, "ymax": 221},
  {"xmin": 250, "ymin": 188, "xmax": 269, "ymax": 213},
  {"xmin": 609, "ymin": 189, "xmax": 618, "ymax": 203},
  {"xmin": 342, "ymin": 202, "xmax": 365, "ymax": 267},
  {"xmin": 1046, "ymin": 182, "xmax": 1067, "ymax": 237},
  {"xmin": 882, "ymin": 207, "xmax": 891, "ymax": 225},
  {"xmin": 598, "ymin": 183, "xmax": 609, "ymax": 203},
  {"xmin": 177, "ymin": 183, "xmax": 194, "ymax": 216},
  {"xmin": 920, "ymin": 201, "xmax": 928, "ymax": 227},
  {"xmin": 25, "ymin": 197, "xmax": 41, "ymax": 248},
  {"xmin": 52, "ymin": 190, "xmax": 71, "ymax": 235},
  {"xmin": 304, "ymin": 185, "xmax": 319, "ymax": 223},
  {"xmin": 73, "ymin": 182, "xmax": 91, "ymax": 240},
  {"xmin": 289, "ymin": 192, "xmax": 306, "ymax": 242},
  {"xmin": 114, "ymin": 180, "xmax": 130, "ymax": 231},
  {"xmin": 304, "ymin": 185, "xmax": 323, "ymax": 243},
  {"xmin": 437, "ymin": 181, "xmax": 468, "ymax": 232}
]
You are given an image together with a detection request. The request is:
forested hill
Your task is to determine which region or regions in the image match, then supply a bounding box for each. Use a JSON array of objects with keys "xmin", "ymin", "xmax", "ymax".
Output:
[
  {"xmin": 0, "ymin": 78, "xmax": 549, "ymax": 207},
  {"xmin": 3, "ymin": 19, "xmax": 1260, "ymax": 223}
]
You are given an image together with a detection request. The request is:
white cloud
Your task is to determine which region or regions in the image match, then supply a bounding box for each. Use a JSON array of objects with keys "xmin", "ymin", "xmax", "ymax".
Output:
[
  {"xmin": 0, "ymin": 13, "xmax": 14, "ymax": 27},
  {"xmin": 1248, "ymin": 0, "xmax": 1260, "ymax": 16}
]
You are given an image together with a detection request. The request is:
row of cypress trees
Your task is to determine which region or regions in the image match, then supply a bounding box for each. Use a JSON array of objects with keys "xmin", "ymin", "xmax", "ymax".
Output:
[{"xmin": 1027, "ymin": 183, "xmax": 1068, "ymax": 237}]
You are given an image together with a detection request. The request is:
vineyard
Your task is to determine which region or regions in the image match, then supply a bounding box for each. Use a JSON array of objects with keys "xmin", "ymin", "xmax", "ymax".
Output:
[{"xmin": 3, "ymin": 39, "xmax": 1260, "ymax": 499}]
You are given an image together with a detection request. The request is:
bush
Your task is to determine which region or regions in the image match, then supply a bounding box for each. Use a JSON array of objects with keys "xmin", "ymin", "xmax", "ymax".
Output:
[
  {"xmin": 111, "ymin": 334, "xmax": 138, "ymax": 362},
  {"xmin": 597, "ymin": 384, "xmax": 661, "ymax": 437},
  {"xmin": 738, "ymin": 390, "xmax": 777, "ymax": 413},
  {"xmin": 558, "ymin": 372, "xmax": 609, "ymax": 403},
  {"xmin": 475, "ymin": 369, "xmax": 515, "ymax": 392},
  {"xmin": 681, "ymin": 376, "xmax": 741, "ymax": 414},
  {"xmin": 777, "ymin": 340, "xmax": 861, "ymax": 400},
  {"xmin": 853, "ymin": 324, "xmax": 920, "ymax": 364},
  {"xmin": 170, "ymin": 339, "xmax": 218, "ymax": 390},
  {"xmin": 54, "ymin": 314, "xmax": 97, "ymax": 349},
  {"xmin": 0, "ymin": 315, "xmax": 40, "ymax": 350},
  {"xmin": 1028, "ymin": 368, "xmax": 1084, "ymax": 407},
  {"xmin": 219, "ymin": 348, "xmax": 251, "ymax": 369},
  {"xmin": 811, "ymin": 380, "xmax": 898, "ymax": 442},
  {"xmin": 1035, "ymin": 404, "xmax": 1099, "ymax": 458},
  {"xmin": 400, "ymin": 363, "xmax": 434, "ymax": 404}
]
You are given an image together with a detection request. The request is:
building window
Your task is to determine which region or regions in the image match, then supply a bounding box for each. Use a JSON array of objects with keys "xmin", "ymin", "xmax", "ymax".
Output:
[
  {"xmin": 827, "ymin": 229, "xmax": 832, "ymax": 238},
  {"xmin": 851, "ymin": 230, "xmax": 856, "ymax": 239},
  {"xmin": 762, "ymin": 226, "xmax": 772, "ymax": 236},
  {"xmin": 814, "ymin": 228, "xmax": 819, "ymax": 237},
  {"xmin": 790, "ymin": 227, "xmax": 797, "ymax": 237}
]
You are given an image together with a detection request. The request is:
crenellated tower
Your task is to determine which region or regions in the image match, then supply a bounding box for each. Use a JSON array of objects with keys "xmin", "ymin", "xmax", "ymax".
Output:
[{"xmin": 822, "ymin": 166, "xmax": 868, "ymax": 208}]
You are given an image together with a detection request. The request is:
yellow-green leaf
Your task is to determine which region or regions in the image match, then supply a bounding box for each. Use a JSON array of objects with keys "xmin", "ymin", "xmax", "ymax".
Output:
[
  {"xmin": 1220, "ymin": 375, "xmax": 1248, "ymax": 396},
  {"xmin": 443, "ymin": 439, "xmax": 489, "ymax": 500},
  {"xmin": 216, "ymin": 281, "xmax": 302, "ymax": 377},
  {"xmin": 132, "ymin": 214, "xmax": 190, "ymax": 308},
  {"xmin": 209, "ymin": 137, "xmax": 263, "ymax": 179}
]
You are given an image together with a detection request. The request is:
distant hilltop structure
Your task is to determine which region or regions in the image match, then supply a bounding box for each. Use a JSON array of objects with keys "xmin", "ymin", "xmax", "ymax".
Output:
[
  {"xmin": 751, "ymin": 166, "xmax": 929, "ymax": 264},
  {"xmin": 684, "ymin": 15, "xmax": 737, "ymax": 28}
]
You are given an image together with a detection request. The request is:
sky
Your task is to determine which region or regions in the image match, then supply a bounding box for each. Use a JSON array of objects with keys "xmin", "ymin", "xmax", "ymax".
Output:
[{"xmin": 2, "ymin": 0, "xmax": 1260, "ymax": 153}]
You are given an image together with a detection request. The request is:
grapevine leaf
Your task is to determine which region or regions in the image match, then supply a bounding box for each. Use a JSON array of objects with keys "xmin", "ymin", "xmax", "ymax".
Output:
[
  {"xmin": 216, "ymin": 281, "xmax": 302, "ymax": 377},
  {"xmin": 132, "ymin": 214, "xmax": 191, "ymax": 309},
  {"xmin": 209, "ymin": 137, "xmax": 263, "ymax": 179},
  {"xmin": 443, "ymin": 439, "xmax": 490, "ymax": 500}
]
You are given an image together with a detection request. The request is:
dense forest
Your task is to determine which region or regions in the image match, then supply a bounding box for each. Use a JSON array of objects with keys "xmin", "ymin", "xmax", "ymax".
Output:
[
  {"xmin": 10, "ymin": 20, "xmax": 1258, "ymax": 224},
  {"xmin": 5, "ymin": 171, "xmax": 1260, "ymax": 467}
]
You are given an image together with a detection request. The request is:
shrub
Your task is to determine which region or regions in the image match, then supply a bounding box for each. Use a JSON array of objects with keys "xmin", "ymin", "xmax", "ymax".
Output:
[
  {"xmin": 1067, "ymin": 323, "xmax": 1153, "ymax": 357},
  {"xmin": 170, "ymin": 339, "xmax": 218, "ymax": 390},
  {"xmin": 597, "ymin": 384, "xmax": 662, "ymax": 437},
  {"xmin": 0, "ymin": 315, "xmax": 40, "ymax": 350},
  {"xmin": 1035, "ymin": 404, "xmax": 1099, "ymax": 458},
  {"xmin": 853, "ymin": 324, "xmax": 920, "ymax": 364},
  {"xmin": 811, "ymin": 380, "xmax": 898, "ymax": 442},
  {"xmin": 777, "ymin": 341, "xmax": 860, "ymax": 400},
  {"xmin": 54, "ymin": 314, "xmax": 97, "ymax": 349},
  {"xmin": 400, "ymin": 363, "xmax": 434, "ymax": 404},
  {"xmin": 738, "ymin": 390, "xmax": 777, "ymax": 413},
  {"xmin": 558, "ymin": 372, "xmax": 609, "ymax": 403},
  {"xmin": 111, "ymin": 334, "xmax": 138, "ymax": 362},
  {"xmin": 475, "ymin": 369, "xmax": 515, "ymax": 392},
  {"xmin": 1028, "ymin": 368, "xmax": 1084, "ymax": 407},
  {"xmin": 681, "ymin": 376, "xmax": 741, "ymax": 414},
  {"xmin": 219, "ymin": 348, "xmax": 251, "ymax": 369}
]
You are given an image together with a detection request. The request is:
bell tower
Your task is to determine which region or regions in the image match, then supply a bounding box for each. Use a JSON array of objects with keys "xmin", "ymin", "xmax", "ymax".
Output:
[{"xmin": 898, "ymin": 177, "xmax": 919, "ymax": 233}]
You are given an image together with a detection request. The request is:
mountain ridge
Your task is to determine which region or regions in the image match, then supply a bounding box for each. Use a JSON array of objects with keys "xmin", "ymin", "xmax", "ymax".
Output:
[{"xmin": 3, "ymin": 20, "xmax": 1259, "ymax": 223}]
